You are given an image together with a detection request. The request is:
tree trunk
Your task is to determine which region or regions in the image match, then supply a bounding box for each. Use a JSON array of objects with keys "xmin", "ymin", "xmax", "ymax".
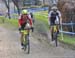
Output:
[
  {"xmin": 3, "ymin": 0, "xmax": 11, "ymax": 19},
  {"xmin": 12, "ymin": 0, "xmax": 20, "ymax": 15}
]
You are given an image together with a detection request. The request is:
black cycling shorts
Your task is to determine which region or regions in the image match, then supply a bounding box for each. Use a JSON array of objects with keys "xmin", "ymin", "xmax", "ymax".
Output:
[
  {"xmin": 50, "ymin": 20, "xmax": 55, "ymax": 26},
  {"xmin": 19, "ymin": 23, "xmax": 27, "ymax": 31}
]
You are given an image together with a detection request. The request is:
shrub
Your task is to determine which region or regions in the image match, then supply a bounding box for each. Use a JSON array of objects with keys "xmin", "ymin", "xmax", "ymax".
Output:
[{"xmin": 58, "ymin": 0, "xmax": 75, "ymax": 32}]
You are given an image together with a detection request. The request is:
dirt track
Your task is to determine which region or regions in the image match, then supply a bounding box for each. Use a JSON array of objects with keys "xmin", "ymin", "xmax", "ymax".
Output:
[{"xmin": 0, "ymin": 26, "xmax": 75, "ymax": 58}]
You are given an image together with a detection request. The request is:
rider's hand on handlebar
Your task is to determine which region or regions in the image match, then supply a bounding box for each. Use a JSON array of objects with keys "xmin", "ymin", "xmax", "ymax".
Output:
[
  {"xmin": 31, "ymin": 26, "xmax": 34, "ymax": 32},
  {"xmin": 18, "ymin": 26, "xmax": 21, "ymax": 31}
]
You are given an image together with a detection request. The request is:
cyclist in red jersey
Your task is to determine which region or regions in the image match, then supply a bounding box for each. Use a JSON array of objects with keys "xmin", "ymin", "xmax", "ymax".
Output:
[{"xmin": 18, "ymin": 9, "xmax": 33, "ymax": 47}]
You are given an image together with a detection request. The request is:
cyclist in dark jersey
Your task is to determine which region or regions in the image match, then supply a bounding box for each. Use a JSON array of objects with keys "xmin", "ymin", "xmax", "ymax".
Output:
[{"xmin": 48, "ymin": 6, "xmax": 62, "ymax": 41}]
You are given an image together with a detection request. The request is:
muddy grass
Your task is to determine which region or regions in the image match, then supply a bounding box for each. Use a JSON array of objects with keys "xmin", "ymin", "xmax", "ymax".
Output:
[
  {"xmin": 32, "ymin": 30, "xmax": 75, "ymax": 50},
  {"xmin": 59, "ymin": 40, "xmax": 75, "ymax": 50},
  {"xmin": 0, "ymin": 19, "xmax": 75, "ymax": 50}
]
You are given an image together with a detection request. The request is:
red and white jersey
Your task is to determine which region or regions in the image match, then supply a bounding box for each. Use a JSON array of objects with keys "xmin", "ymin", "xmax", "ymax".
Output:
[{"xmin": 18, "ymin": 14, "xmax": 32, "ymax": 27}]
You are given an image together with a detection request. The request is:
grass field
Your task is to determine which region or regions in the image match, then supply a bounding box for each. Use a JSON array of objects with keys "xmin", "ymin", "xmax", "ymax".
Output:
[{"xmin": 0, "ymin": 16, "xmax": 18, "ymax": 30}]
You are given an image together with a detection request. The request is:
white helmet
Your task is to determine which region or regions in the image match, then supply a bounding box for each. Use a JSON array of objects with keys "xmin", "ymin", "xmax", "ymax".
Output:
[{"xmin": 51, "ymin": 6, "xmax": 58, "ymax": 10}]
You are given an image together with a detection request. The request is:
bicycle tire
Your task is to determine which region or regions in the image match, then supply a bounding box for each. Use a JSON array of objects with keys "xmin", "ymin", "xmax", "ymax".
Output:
[
  {"xmin": 27, "ymin": 39, "xmax": 30, "ymax": 54},
  {"xmin": 51, "ymin": 33, "xmax": 54, "ymax": 41},
  {"xmin": 51, "ymin": 25, "xmax": 58, "ymax": 47},
  {"xmin": 27, "ymin": 34, "xmax": 30, "ymax": 54},
  {"xmin": 24, "ymin": 34, "xmax": 30, "ymax": 54},
  {"xmin": 24, "ymin": 45, "xmax": 27, "ymax": 51},
  {"xmin": 54, "ymin": 32, "xmax": 58, "ymax": 47}
]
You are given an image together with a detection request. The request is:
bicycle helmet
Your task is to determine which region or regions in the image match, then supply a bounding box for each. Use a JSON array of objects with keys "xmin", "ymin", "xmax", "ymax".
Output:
[
  {"xmin": 22, "ymin": 9, "xmax": 28, "ymax": 14},
  {"xmin": 51, "ymin": 6, "xmax": 58, "ymax": 10}
]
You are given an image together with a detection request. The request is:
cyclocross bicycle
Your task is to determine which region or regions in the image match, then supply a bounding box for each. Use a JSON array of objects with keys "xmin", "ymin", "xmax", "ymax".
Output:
[
  {"xmin": 21, "ymin": 27, "xmax": 31, "ymax": 54},
  {"xmin": 51, "ymin": 24, "xmax": 59, "ymax": 47}
]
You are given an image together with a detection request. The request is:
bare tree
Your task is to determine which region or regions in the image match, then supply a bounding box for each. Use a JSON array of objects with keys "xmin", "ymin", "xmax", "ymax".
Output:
[
  {"xmin": 3, "ymin": 0, "xmax": 11, "ymax": 19},
  {"xmin": 12, "ymin": 0, "xmax": 20, "ymax": 15}
]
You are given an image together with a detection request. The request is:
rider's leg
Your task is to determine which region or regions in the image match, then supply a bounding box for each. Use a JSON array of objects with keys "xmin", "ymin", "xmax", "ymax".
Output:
[
  {"xmin": 57, "ymin": 25, "xmax": 59, "ymax": 34},
  {"xmin": 50, "ymin": 26, "xmax": 54, "ymax": 41}
]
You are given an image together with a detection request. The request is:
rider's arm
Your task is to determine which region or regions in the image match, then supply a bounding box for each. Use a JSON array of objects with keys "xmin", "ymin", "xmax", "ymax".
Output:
[
  {"xmin": 48, "ymin": 11, "xmax": 52, "ymax": 25},
  {"xmin": 60, "ymin": 16, "xmax": 62, "ymax": 25},
  {"xmin": 18, "ymin": 15, "xmax": 22, "ymax": 28},
  {"xmin": 57, "ymin": 11, "xmax": 62, "ymax": 24},
  {"xmin": 28, "ymin": 15, "xmax": 34, "ymax": 32},
  {"xmin": 27, "ymin": 15, "xmax": 33, "ymax": 26},
  {"xmin": 18, "ymin": 19, "xmax": 21, "ymax": 26},
  {"xmin": 48, "ymin": 17, "xmax": 50, "ymax": 25}
]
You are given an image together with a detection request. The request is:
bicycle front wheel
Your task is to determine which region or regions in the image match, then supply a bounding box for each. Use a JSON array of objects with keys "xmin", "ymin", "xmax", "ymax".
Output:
[
  {"xmin": 54, "ymin": 33, "xmax": 58, "ymax": 47},
  {"xmin": 26, "ymin": 34, "xmax": 30, "ymax": 54},
  {"xmin": 27, "ymin": 38, "xmax": 30, "ymax": 54}
]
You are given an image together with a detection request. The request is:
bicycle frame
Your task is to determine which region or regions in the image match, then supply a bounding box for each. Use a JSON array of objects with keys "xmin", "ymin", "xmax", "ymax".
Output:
[
  {"xmin": 51, "ymin": 25, "xmax": 58, "ymax": 47},
  {"xmin": 21, "ymin": 29, "xmax": 30, "ymax": 54},
  {"xmin": 21, "ymin": 29, "xmax": 30, "ymax": 45}
]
